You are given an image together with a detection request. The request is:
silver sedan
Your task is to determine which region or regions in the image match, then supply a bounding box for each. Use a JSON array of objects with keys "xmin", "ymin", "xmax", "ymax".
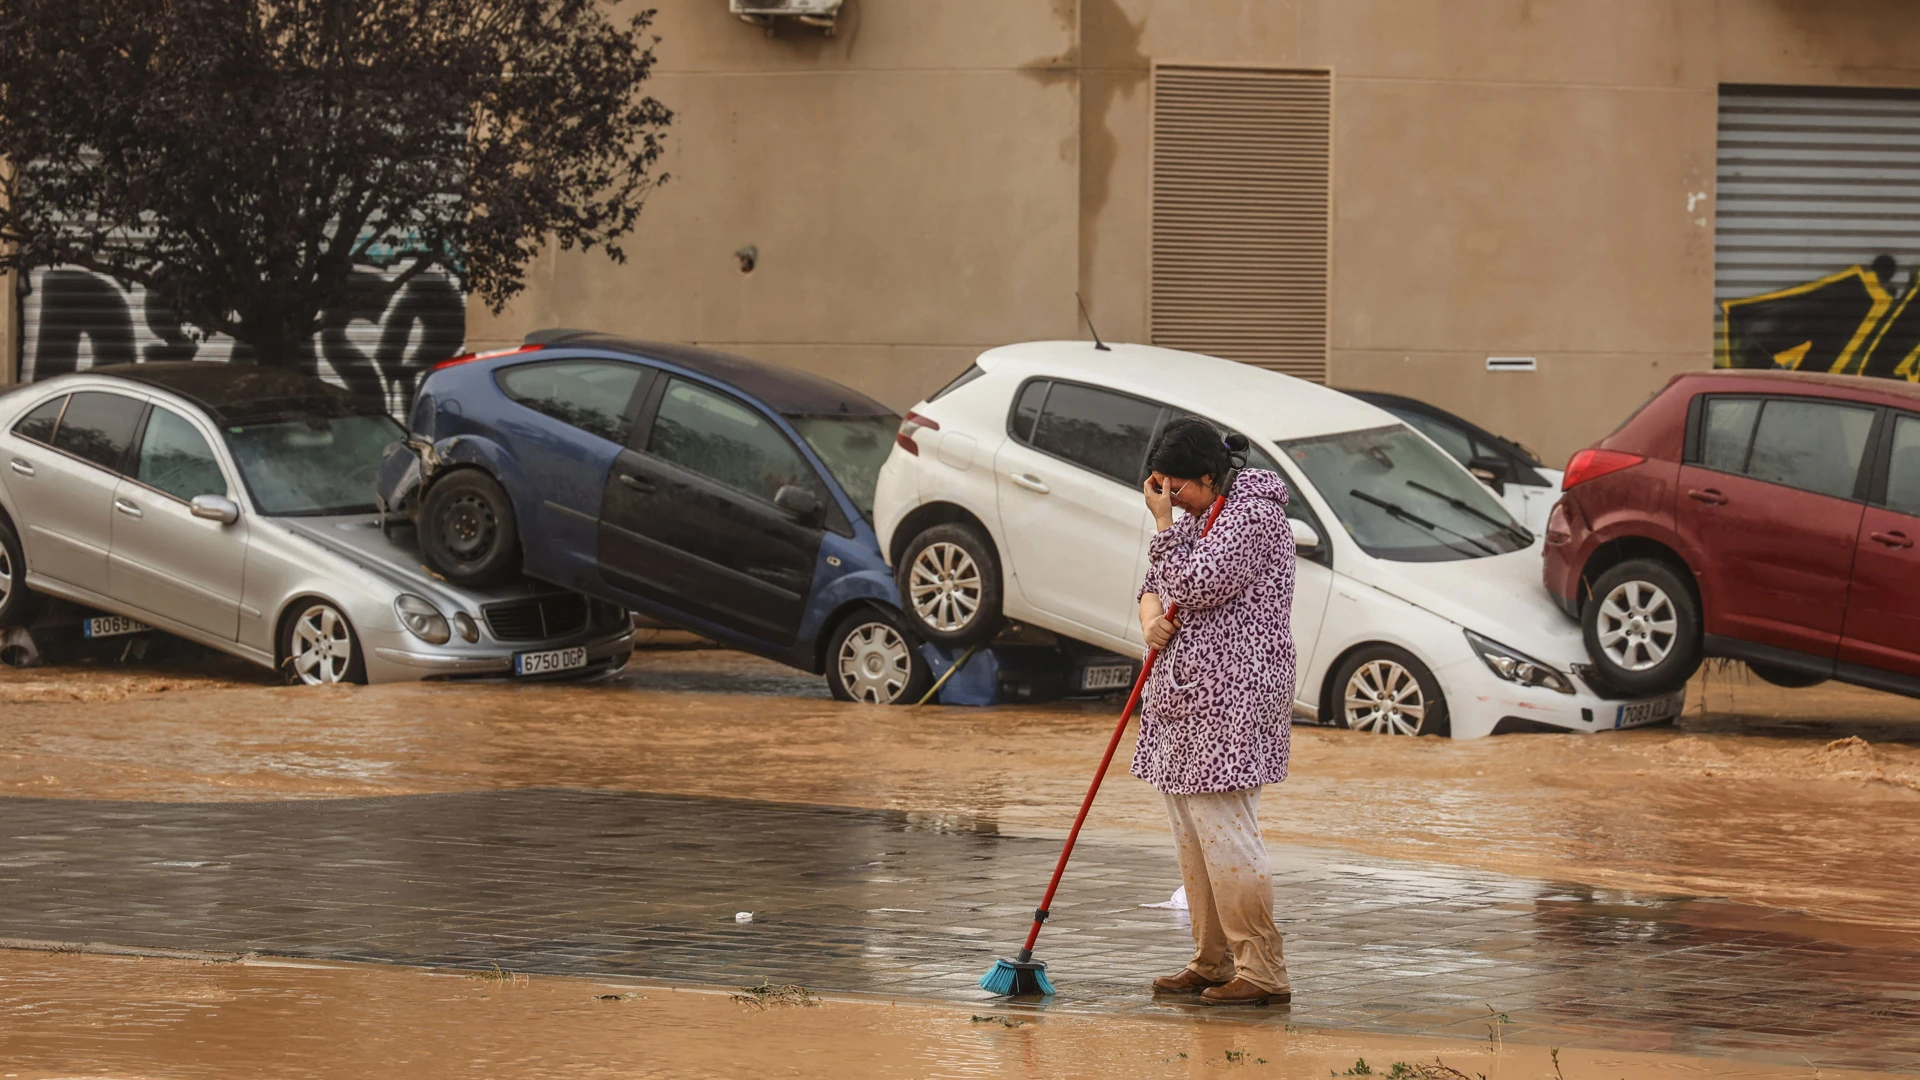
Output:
[{"xmin": 0, "ymin": 363, "xmax": 633, "ymax": 684}]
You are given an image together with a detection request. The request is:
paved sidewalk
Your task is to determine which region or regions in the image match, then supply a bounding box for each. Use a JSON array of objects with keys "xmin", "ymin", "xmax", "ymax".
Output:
[{"xmin": 0, "ymin": 789, "xmax": 1913, "ymax": 1072}]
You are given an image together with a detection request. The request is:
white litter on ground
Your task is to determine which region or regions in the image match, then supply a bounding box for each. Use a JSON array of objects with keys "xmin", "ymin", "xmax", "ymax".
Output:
[
  {"xmin": 734, "ymin": 911, "xmax": 754, "ymax": 923},
  {"xmin": 1140, "ymin": 886, "xmax": 1187, "ymax": 910}
]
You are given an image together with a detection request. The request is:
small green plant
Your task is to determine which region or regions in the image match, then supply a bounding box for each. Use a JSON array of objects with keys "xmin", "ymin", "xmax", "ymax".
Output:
[
  {"xmin": 1336, "ymin": 1060, "xmax": 1374, "ymax": 1076},
  {"xmin": 970, "ymin": 1014, "xmax": 1027, "ymax": 1028},
  {"xmin": 1550, "ymin": 1047, "xmax": 1564, "ymax": 1080},
  {"xmin": 730, "ymin": 977, "xmax": 818, "ymax": 1010},
  {"xmin": 1482, "ymin": 1003, "xmax": 1512, "ymax": 1050}
]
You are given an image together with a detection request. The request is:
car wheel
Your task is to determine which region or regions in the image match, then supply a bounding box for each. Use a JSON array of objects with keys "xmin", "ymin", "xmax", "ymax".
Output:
[
  {"xmin": 0, "ymin": 517, "xmax": 45, "ymax": 630},
  {"xmin": 281, "ymin": 601, "xmax": 367, "ymax": 686},
  {"xmin": 1747, "ymin": 662, "xmax": 1827, "ymax": 690},
  {"xmin": 896, "ymin": 522, "xmax": 1002, "ymax": 647},
  {"xmin": 826, "ymin": 607, "xmax": 934, "ymax": 705},
  {"xmin": 1333, "ymin": 645, "xmax": 1450, "ymax": 737},
  {"xmin": 1582, "ymin": 558, "xmax": 1701, "ymax": 696},
  {"xmin": 418, "ymin": 469, "xmax": 522, "ymax": 587}
]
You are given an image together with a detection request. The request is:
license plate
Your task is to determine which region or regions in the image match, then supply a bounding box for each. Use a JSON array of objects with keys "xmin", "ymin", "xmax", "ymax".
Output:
[
  {"xmin": 83, "ymin": 615, "xmax": 151, "ymax": 639},
  {"xmin": 514, "ymin": 646, "xmax": 588, "ymax": 676},
  {"xmin": 1083, "ymin": 664, "xmax": 1134, "ymax": 691},
  {"xmin": 1616, "ymin": 691, "xmax": 1685, "ymax": 729}
]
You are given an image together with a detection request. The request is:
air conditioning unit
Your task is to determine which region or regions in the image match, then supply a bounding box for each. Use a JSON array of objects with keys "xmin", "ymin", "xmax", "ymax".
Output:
[{"xmin": 731, "ymin": 0, "xmax": 842, "ymax": 35}]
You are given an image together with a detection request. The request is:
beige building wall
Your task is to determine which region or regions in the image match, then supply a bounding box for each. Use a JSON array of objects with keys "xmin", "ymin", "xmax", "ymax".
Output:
[{"xmin": 485, "ymin": 0, "xmax": 1920, "ymax": 466}]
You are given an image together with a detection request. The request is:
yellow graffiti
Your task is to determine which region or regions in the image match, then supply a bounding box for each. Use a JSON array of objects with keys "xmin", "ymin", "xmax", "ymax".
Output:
[{"xmin": 1717, "ymin": 265, "xmax": 1897, "ymax": 377}]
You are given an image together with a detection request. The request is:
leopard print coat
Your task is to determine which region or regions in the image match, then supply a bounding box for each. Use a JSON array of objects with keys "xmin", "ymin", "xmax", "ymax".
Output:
[{"xmin": 1132, "ymin": 467, "xmax": 1296, "ymax": 795}]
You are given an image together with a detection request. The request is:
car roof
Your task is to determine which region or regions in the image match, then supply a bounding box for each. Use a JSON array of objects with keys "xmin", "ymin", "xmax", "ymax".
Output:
[
  {"xmin": 79, "ymin": 361, "xmax": 390, "ymax": 424},
  {"xmin": 1675, "ymin": 367, "xmax": 1920, "ymax": 406},
  {"xmin": 525, "ymin": 330, "xmax": 897, "ymax": 418},
  {"xmin": 973, "ymin": 341, "xmax": 1395, "ymax": 442}
]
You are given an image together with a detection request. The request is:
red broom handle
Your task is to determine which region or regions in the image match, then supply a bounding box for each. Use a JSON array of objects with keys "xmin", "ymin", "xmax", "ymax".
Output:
[{"xmin": 1018, "ymin": 493, "xmax": 1228, "ymax": 957}]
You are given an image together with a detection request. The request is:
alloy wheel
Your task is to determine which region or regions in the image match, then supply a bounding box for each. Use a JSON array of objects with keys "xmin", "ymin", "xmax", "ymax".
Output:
[
  {"xmin": 1595, "ymin": 580, "xmax": 1676, "ymax": 672},
  {"xmin": 838, "ymin": 621, "xmax": 915, "ymax": 704},
  {"xmin": 442, "ymin": 493, "xmax": 498, "ymax": 560},
  {"xmin": 907, "ymin": 541, "xmax": 982, "ymax": 634},
  {"xmin": 289, "ymin": 604, "xmax": 355, "ymax": 685},
  {"xmin": 0, "ymin": 545, "xmax": 11, "ymax": 606},
  {"xmin": 1344, "ymin": 659, "xmax": 1428, "ymax": 735}
]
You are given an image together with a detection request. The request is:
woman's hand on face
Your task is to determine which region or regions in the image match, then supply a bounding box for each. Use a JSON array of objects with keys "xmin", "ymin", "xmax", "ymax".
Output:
[
  {"xmin": 1144, "ymin": 612, "xmax": 1180, "ymax": 650},
  {"xmin": 1143, "ymin": 473, "xmax": 1175, "ymax": 529}
]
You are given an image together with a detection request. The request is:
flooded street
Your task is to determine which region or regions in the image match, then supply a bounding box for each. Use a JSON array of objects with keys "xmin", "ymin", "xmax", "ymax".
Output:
[
  {"xmin": 0, "ymin": 948, "xmax": 1890, "ymax": 1080},
  {"xmin": 3, "ymin": 643, "xmax": 1916, "ymax": 939}
]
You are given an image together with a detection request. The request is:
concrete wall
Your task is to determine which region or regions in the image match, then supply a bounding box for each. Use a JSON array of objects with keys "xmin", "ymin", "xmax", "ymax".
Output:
[{"xmin": 483, "ymin": 0, "xmax": 1920, "ymax": 465}]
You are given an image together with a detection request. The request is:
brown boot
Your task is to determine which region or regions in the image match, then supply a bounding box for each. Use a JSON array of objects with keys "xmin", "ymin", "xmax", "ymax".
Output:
[
  {"xmin": 1150, "ymin": 969, "xmax": 1228, "ymax": 995},
  {"xmin": 1200, "ymin": 977, "xmax": 1289, "ymax": 1007}
]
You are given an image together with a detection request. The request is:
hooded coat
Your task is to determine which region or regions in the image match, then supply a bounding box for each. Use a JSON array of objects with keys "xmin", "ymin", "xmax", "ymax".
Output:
[{"xmin": 1132, "ymin": 467, "xmax": 1297, "ymax": 795}]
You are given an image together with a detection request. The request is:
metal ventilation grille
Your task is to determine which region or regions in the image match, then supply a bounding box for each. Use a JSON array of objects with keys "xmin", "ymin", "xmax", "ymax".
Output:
[{"xmin": 1150, "ymin": 65, "xmax": 1331, "ymax": 382}]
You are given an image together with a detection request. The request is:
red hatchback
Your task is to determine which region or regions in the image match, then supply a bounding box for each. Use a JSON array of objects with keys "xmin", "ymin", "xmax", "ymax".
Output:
[{"xmin": 1544, "ymin": 370, "xmax": 1920, "ymax": 699}]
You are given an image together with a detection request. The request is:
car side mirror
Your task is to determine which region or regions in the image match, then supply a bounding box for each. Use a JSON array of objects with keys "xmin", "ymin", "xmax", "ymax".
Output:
[
  {"xmin": 1467, "ymin": 454, "xmax": 1512, "ymax": 494},
  {"xmin": 1289, "ymin": 517, "xmax": 1322, "ymax": 554},
  {"xmin": 190, "ymin": 494, "xmax": 240, "ymax": 525},
  {"xmin": 773, "ymin": 484, "xmax": 823, "ymax": 524}
]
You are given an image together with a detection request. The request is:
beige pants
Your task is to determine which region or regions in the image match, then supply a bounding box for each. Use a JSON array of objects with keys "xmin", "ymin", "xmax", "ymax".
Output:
[{"xmin": 1164, "ymin": 787, "xmax": 1288, "ymax": 993}]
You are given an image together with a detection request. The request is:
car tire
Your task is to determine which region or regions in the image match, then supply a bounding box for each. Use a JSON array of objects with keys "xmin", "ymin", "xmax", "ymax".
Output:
[
  {"xmin": 826, "ymin": 607, "xmax": 934, "ymax": 705},
  {"xmin": 1581, "ymin": 558, "xmax": 1702, "ymax": 697},
  {"xmin": 895, "ymin": 522, "xmax": 1002, "ymax": 647},
  {"xmin": 280, "ymin": 600, "xmax": 368, "ymax": 686},
  {"xmin": 0, "ymin": 516, "xmax": 45, "ymax": 630},
  {"xmin": 418, "ymin": 469, "xmax": 522, "ymax": 587},
  {"xmin": 1747, "ymin": 662, "xmax": 1827, "ymax": 690},
  {"xmin": 1332, "ymin": 644, "xmax": 1451, "ymax": 737}
]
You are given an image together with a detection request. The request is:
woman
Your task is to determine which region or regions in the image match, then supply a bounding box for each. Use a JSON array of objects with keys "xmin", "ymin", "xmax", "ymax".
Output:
[{"xmin": 1135, "ymin": 417, "xmax": 1296, "ymax": 1007}]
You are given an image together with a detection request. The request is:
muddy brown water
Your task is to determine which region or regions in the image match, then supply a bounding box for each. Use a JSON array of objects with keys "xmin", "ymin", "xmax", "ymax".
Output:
[
  {"xmin": 0, "ymin": 949, "xmax": 1890, "ymax": 1080},
  {"xmin": 2, "ymin": 645, "xmax": 1917, "ymax": 939}
]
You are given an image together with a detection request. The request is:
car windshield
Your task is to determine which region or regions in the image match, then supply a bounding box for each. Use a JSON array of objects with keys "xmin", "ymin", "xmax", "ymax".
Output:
[
  {"xmin": 1279, "ymin": 425, "xmax": 1531, "ymax": 562},
  {"xmin": 789, "ymin": 414, "xmax": 899, "ymax": 519},
  {"xmin": 224, "ymin": 413, "xmax": 405, "ymax": 517}
]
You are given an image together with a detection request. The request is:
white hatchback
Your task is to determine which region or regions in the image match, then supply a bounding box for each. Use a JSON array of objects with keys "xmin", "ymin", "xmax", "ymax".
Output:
[{"xmin": 872, "ymin": 341, "xmax": 1684, "ymax": 739}]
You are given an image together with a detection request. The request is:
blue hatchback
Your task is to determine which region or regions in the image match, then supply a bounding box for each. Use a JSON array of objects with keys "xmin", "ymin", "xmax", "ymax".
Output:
[{"xmin": 380, "ymin": 331, "xmax": 933, "ymax": 703}]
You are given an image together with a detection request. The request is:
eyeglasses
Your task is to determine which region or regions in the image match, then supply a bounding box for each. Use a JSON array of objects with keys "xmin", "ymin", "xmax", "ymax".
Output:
[{"xmin": 1169, "ymin": 479, "xmax": 1191, "ymax": 497}]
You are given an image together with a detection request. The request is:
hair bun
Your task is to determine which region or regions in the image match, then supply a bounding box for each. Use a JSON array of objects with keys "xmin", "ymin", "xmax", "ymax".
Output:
[{"xmin": 1222, "ymin": 433, "xmax": 1249, "ymax": 453}]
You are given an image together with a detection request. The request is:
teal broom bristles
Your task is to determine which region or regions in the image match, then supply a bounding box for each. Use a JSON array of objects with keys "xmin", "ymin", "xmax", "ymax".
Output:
[{"xmin": 978, "ymin": 955, "xmax": 1055, "ymax": 996}]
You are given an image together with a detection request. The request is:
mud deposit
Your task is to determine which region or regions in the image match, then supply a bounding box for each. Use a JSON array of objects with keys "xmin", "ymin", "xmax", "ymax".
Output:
[
  {"xmin": 0, "ymin": 949, "xmax": 1884, "ymax": 1080},
  {"xmin": 2, "ymin": 647, "xmax": 1917, "ymax": 937}
]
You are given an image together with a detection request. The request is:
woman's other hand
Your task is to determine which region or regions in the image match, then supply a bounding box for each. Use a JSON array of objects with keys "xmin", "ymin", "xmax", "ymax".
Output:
[
  {"xmin": 1143, "ymin": 473, "xmax": 1175, "ymax": 531},
  {"xmin": 1144, "ymin": 612, "xmax": 1181, "ymax": 650}
]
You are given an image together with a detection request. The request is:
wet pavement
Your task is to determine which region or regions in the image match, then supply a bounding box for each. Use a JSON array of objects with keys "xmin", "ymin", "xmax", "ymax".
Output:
[{"xmin": 2, "ymin": 787, "xmax": 1916, "ymax": 1073}]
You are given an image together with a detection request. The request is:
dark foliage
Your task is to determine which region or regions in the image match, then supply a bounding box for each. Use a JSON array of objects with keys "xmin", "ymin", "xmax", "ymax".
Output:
[{"xmin": 0, "ymin": 0, "xmax": 671, "ymax": 364}]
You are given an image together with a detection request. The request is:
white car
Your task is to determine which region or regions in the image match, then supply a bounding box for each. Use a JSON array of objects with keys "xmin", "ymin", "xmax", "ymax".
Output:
[{"xmin": 872, "ymin": 341, "xmax": 1684, "ymax": 739}]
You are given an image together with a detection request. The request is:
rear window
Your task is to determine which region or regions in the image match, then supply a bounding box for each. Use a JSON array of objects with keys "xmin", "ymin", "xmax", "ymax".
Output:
[
  {"xmin": 1026, "ymin": 381, "xmax": 1161, "ymax": 486},
  {"xmin": 11, "ymin": 394, "xmax": 66, "ymax": 445},
  {"xmin": 53, "ymin": 391, "xmax": 146, "ymax": 473}
]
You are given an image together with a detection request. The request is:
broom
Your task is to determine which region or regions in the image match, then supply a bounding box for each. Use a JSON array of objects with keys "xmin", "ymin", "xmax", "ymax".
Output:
[{"xmin": 979, "ymin": 492, "xmax": 1230, "ymax": 996}]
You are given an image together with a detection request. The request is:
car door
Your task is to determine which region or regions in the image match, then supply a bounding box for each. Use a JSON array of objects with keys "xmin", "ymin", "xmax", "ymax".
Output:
[
  {"xmin": 1840, "ymin": 410, "xmax": 1920, "ymax": 681},
  {"xmin": 491, "ymin": 358, "xmax": 656, "ymax": 587},
  {"xmin": 1675, "ymin": 394, "xmax": 1876, "ymax": 660},
  {"xmin": 107, "ymin": 404, "xmax": 248, "ymax": 639},
  {"xmin": 994, "ymin": 380, "xmax": 1160, "ymax": 644},
  {"xmin": 3, "ymin": 390, "xmax": 147, "ymax": 594},
  {"xmin": 598, "ymin": 375, "xmax": 827, "ymax": 647}
]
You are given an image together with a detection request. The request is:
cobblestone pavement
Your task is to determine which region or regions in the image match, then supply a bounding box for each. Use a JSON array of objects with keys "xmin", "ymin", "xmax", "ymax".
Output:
[{"xmin": 1, "ymin": 789, "xmax": 1914, "ymax": 1073}]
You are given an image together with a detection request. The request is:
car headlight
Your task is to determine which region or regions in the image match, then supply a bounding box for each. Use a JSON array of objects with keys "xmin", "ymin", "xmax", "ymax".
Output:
[
  {"xmin": 453, "ymin": 612, "xmax": 480, "ymax": 643},
  {"xmin": 395, "ymin": 594, "xmax": 452, "ymax": 645},
  {"xmin": 1465, "ymin": 630, "xmax": 1574, "ymax": 694}
]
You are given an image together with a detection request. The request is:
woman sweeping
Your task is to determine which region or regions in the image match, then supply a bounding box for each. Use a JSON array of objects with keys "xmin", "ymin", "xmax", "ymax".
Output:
[{"xmin": 1135, "ymin": 418, "xmax": 1296, "ymax": 1007}]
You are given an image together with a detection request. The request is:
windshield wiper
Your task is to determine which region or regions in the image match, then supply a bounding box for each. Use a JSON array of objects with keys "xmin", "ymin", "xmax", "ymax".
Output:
[
  {"xmin": 1349, "ymin": 489, "xmax": 1499, "ymax": 557},
  {"xmin": 1406, "ymin": 480, "xmax": 1533, "ymax": 547}
]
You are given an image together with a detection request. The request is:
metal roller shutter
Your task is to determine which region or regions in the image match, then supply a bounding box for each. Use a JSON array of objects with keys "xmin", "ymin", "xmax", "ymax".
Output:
[
  {"xmin": 1150, "ymin": 64, "xmax": 1330, "ymax": 382},
  {"xmin": 1716, "ymin": 86, "xmax": 1920, "ymax": 380}
]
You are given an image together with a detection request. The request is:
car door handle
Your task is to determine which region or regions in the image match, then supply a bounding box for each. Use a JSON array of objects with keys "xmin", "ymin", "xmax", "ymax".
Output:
[
  {"xmin": 1010, "ymin": 473, "xmax": 1050, "ymax": 494},
  {"xmin": 1871, "ymin": 530, "xmax": 1915, "ymax": 549},
  {"xmin": 1687, "ymin": 488, "xmax": 1728, "ymax": 505},
  {"xmin": 113, "ymin": 498, "xmax": 143, "ymax": 518},
  {"xmin": 8, "ymin": 458, "xmax": 32, "ymax": 477},
  {"xmin": 618, "ymin": 474, "xmax": 656, "ymax": 493}
]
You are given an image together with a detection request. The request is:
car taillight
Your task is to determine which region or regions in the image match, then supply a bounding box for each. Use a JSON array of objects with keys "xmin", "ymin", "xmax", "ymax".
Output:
[
  {"xmin": 433, "ymin": 344, "xmax": 542, "ymax": 371},
  {"xmin": 897, "ymin": 410, "xmax": 939, "ymax": 456},
  {"xmin": 1561, "ymin": 448, "xmax": 1645, "ymax": 490}
]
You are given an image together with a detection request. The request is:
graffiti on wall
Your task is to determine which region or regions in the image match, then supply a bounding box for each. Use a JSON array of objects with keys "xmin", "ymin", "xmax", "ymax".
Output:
[
  {"xmin": 19, "ymin": 265, "xmax": 467, "ymax": 414},
  {"xmin": 1718, "ymin": 254, "xmax": 1920, "ymax": 381}
]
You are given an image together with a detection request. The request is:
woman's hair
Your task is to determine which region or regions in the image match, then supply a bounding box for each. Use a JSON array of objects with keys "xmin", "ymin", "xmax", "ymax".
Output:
[{"xmin": 1148, "ymin": 417, "xmax": 1236, "ymax": 482}]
